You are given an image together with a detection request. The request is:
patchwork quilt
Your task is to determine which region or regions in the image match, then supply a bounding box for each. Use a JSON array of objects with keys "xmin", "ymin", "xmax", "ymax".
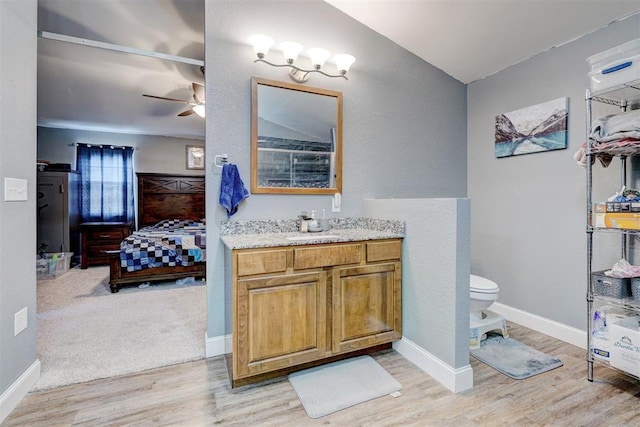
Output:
[{"xmin": 120, "ymin": 219, "xmax": 206, "ymax": 272}]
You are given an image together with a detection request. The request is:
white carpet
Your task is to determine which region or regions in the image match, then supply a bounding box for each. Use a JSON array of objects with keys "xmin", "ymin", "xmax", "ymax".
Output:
[
  {"xmin": 288, "ymin": 355, "xmax": 402, "ymax": 419},
  {"xmin": 35, "ymin": 266, "xmax": 206, "ymax": 391}
]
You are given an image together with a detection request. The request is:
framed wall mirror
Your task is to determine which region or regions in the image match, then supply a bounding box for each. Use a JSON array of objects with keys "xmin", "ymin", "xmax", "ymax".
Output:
[{"xmin": 251, "ymin": 77, "xmax": 343, "ymax": 194}]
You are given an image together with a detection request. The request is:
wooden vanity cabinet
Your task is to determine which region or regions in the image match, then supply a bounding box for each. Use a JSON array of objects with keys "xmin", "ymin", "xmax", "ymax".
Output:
[
  {"xmin": 228, "ymin": 239, "xmax": 402, "ymax": 387},
  {"xmin": 235, "ymin": 271, "xmax": 329, "ymax": 379},
  {"xmin": 332, "ymin": 262, "xmax": 402, "ymax": 354}
]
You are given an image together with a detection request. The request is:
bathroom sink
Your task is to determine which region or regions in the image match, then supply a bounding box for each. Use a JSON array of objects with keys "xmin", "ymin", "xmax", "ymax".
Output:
[{"xmin": 285, "ymin": 234, "xmax": 339, "ymax": 241}]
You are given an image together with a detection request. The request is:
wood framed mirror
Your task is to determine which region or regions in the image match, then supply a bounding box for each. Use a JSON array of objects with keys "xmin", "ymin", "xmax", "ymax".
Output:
[{"xmin": 251, "ymin": 77, "xmax": 342, "ymax": 194}]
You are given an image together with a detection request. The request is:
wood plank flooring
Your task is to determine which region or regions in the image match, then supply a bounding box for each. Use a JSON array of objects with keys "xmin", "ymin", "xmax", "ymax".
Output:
[{"xmin": 3, "ymin": 322, "xmax": 640, "ymax": 426}]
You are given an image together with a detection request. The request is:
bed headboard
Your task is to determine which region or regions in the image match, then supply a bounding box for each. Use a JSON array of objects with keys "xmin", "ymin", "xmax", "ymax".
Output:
[{"xmin": 136, "ymin": 173, "xmax": 205, "ymax": 228}]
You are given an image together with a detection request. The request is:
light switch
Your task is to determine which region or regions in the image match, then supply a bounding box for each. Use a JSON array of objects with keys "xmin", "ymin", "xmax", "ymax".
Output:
[{"xmin": 4, "ymin": 177, "xmax": 28, "ymax": 201}]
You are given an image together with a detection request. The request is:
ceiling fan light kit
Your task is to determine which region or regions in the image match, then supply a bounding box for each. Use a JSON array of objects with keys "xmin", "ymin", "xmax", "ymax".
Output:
[
  {"xmin": 249, "ymin": 34, "xmax": 355, "ymax": 83},
  {"xmin": 143, "ymin": 82, "xmax": 205, "ymax": 118}
]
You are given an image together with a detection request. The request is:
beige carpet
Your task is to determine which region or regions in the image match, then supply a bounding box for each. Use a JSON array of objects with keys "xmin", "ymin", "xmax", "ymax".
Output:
[{"xmin": 35, "ymin": 266, "xmax": 206, "ymax": 391}]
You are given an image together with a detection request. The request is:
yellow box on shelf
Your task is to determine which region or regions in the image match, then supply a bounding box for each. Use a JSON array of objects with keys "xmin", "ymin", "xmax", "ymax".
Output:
[{"xmin": 593, "ymin": 203, "xmax": 640, "ymax": 230}]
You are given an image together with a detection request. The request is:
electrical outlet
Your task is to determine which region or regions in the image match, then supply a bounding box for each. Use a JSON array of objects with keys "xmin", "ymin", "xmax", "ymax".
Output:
[
  {"xmin": 332, "ymin": 193, "xmax": 341, "ymax": 213},
  {"xmin": 14, "ymin": 307, "xmax": 28, "ymax": 336}
]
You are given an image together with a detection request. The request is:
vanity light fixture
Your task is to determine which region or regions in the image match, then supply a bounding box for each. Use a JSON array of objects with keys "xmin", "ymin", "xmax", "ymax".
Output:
[{"xmin": 249, "ymin": 34, "xmax": 355, "ymax": 83}]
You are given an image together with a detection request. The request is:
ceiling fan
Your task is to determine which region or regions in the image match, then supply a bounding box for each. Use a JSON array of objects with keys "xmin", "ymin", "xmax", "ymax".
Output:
[{"xmin": 143, "ymin": 82, "xmax": 205, "ymax": 117}]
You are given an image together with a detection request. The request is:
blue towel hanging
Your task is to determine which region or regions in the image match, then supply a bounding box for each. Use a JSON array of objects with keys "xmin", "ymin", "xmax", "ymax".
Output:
[{"xmin": 219, "ymin": 163, "xmax": 249, "ymax": 218}]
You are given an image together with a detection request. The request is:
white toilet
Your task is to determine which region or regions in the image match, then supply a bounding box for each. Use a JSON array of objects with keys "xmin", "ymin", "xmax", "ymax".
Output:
[{"xmin": 469, "ymin": 274, "xmax": 508, "ymax": 349}]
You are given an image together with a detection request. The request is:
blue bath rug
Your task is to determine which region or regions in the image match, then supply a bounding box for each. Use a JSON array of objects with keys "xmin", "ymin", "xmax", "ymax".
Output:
[{"xmin": 470, "ymin": 333, "xmax": 563, "ymax": 380}]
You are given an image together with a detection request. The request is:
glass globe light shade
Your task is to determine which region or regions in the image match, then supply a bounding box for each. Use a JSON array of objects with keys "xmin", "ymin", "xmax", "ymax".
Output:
[
  {"xmin": 249, "ymin": 34, "xmax": 274, "ymax": 58},
  {"xmin": 308, "ymin": 48, "xmax": 331, "ymax": 69}
]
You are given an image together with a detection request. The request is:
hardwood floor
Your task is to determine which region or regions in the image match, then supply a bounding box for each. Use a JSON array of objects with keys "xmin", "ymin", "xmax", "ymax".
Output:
[{"xmin": 3, "ymin": 322, "xmax": 639, "ymax": 426}]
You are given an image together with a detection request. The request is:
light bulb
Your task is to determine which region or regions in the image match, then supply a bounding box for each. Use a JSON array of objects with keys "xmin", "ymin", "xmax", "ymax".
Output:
[
  {"xmin": 193, "ymin": 105, "xmax": 205, "ymax": 118},
  {"xmin": 249, "ymin": 34, "xmax": 274, "ymax": 59}
]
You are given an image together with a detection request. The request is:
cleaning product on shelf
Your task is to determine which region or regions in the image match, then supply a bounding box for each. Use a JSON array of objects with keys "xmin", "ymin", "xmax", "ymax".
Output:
[{"xmin": 592, "ymin": 307, "xmax": 610, "ymax": 339}]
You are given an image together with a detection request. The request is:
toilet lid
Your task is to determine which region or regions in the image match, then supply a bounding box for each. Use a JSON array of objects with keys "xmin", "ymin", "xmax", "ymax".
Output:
[{"xmin": 470, "ymin": 274, "xmax": 499, "ymax": 293}]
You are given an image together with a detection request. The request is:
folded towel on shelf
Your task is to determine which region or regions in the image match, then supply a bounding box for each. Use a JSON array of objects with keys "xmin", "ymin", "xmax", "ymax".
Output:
[
  {"xmin": 219, "ymin": 163, "xmax": 249, "ymax": 218},
  {"xmin": 590, "ymin": 109, "xmax": 640, "ymax": 143}
]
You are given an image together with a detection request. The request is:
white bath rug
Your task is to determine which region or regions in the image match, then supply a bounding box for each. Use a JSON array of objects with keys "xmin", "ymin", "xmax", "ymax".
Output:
[{"xmin": 288, "ymin": 355, "xmax": 402, "ymax": 419}]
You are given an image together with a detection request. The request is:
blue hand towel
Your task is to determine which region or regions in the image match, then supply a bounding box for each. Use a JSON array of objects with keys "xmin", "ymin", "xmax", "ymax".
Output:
[{"xmin": 219, "ymin": 163, "xmax": 249, "ymax": 218}]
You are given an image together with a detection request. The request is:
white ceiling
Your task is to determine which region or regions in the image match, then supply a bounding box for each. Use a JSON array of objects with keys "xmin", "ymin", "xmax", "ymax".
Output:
[
  {"xmin": 325, "ymin": 0, "xmax": 640, "ymax": 83},
  {"xmin": 36, "ymin": 0, "xmax": 640, "ymax": 140}
]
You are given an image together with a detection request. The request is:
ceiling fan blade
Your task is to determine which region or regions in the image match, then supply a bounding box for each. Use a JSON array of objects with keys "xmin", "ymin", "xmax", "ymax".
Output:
[
  {"xmin": 192, "ymin": 82, "xmax": 205, "ymax": 104},
  {"xmin": 142, "ymin": 94, "xmax": 192, "ymax": 104},
  {"xmin": 178, "ymin": 108, "xmax": 195, "ymax": 117}
]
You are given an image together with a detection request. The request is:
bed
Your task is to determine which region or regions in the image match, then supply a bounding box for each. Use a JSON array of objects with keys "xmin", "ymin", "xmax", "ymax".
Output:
[{"xmin": 108, "ymin": 173, "xmax": 206, "ymax": 293}]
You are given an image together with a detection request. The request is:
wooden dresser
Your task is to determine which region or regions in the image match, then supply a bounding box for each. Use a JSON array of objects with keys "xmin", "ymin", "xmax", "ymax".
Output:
[{"xmin": 80, "ymin": 222, "xmax": 133, "ymax": 269}]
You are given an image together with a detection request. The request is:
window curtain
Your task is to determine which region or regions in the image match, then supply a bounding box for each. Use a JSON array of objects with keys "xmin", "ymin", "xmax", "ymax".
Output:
[{"xmin": 76, "ymin": 144, "xmax": 135, "ymax": 223}]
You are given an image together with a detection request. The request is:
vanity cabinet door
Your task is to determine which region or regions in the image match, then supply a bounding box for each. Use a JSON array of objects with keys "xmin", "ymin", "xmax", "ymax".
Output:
[
  {"xmin": 331, "ymin": 262, "xmax": 402, "ymax": 354},
  {"xmin": 234, "ymin": 271, "xmax": 329, "ymax": 379}
]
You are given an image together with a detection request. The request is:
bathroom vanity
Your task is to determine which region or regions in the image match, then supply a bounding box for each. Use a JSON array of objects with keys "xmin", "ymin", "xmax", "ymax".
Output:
[{"xmin": 221, "ymin": 218, "xmax": 404, "ymax": 387}]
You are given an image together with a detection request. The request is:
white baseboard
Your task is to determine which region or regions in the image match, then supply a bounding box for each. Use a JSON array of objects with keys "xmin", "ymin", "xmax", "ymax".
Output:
[
  {"xmin": 393, "ymin": 338, "xmax": 473, "ymax": 393},
  {"xmin": 205, "ymin": 333, "xmax": 231, "ymax": 358},
  {"xmin": 491, "ymin": 302, "xmax": 587, "ymax": 349},
  {"xmin": 0, "ymin": 359, "xmax": 40, "ymax": 424}
]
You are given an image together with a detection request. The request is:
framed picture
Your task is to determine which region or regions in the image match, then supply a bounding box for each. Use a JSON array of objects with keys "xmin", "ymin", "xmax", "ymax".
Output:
[
  {"xmin": 186, "ymin": 145, "xmax": 205, "ymax": 170},
  {"xmin": 495, "ymin": 97, "xmax": 568, "ymax": 158}
]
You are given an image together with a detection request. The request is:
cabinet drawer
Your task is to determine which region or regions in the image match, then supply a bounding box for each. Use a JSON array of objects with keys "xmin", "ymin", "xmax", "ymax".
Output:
[
  {"xmin": 88, "ymin": 229, "xmax": 126, "ymax": 241},
  {"xmin": 237, "ymin": 249, "xmax": 288, "ymax": 277},
  {"xmin": 88, "ymin": 244, "xmax": 120, "ymax": 258},
  {"xmin": 294, "ymin": 244, "xmax": 361, "ymax": 270},
  {"xmin": 366, "ymin": 240, "xmax": 402, "ymax": 262}
]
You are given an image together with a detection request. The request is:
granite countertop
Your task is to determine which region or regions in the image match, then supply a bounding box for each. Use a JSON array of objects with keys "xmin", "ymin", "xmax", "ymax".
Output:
[{"xmin": 220, "ymin": 217, "xmax": 405, "ymax": 250}]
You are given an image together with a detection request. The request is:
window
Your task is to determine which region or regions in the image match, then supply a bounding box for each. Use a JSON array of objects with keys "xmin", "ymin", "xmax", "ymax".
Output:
[{"xmin": 76, "ymin": 144, "xmax": 135, "ymax": 223}]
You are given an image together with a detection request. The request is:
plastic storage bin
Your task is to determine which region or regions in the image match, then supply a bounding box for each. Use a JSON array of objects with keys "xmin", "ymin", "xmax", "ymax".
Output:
[
  {"xmin": 36, "ymin": 252, "xmax": 73, "ymax": 280},
  {"xmin": 587, "ymin": 38, "xmax": 640, "ymax": 94},
  {"xmin": 591, "ymin": 271, "xmax": 631, "ymax": 299}
]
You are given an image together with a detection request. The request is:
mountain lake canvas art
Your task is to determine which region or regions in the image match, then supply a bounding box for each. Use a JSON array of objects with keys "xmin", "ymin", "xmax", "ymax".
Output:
[{"xmin": 495, "ymin": 97, "xmax": 568, "ymax": 158}]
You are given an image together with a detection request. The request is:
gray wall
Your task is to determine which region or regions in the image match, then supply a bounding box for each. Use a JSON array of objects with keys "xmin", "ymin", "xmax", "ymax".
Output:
[
  {"xmin": 467, "ymin": 15, "xmax": 640, "ymax": 330},
  {"xmin": 0, "ymin": 0, "xmax": 38, "ymax": 412},
  {"xmin": 37, "ymin": 127, "xmax": 204, "ymax": 176},
  {"xmin": 364, "ymin": 198, "xmax": 470, "ymax": 371},
  {"xmin": 204, "ymin": 0, "xmax": 467, "ymax": 337}
]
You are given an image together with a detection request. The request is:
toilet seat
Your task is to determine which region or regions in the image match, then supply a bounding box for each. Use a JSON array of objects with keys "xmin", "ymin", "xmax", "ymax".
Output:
[{"xmin": 470, "ymin": 274, "xmax": 499, "ymax": 294}]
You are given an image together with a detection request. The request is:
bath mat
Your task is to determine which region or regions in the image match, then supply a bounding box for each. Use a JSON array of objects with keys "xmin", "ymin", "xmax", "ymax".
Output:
[
  {"xmin": 288, "ymin": 355, "xmax": 402, "ymax": 419},
  {"xmin": 470, "ymin": 333, "xmax": 563, "ymax": 380}
]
